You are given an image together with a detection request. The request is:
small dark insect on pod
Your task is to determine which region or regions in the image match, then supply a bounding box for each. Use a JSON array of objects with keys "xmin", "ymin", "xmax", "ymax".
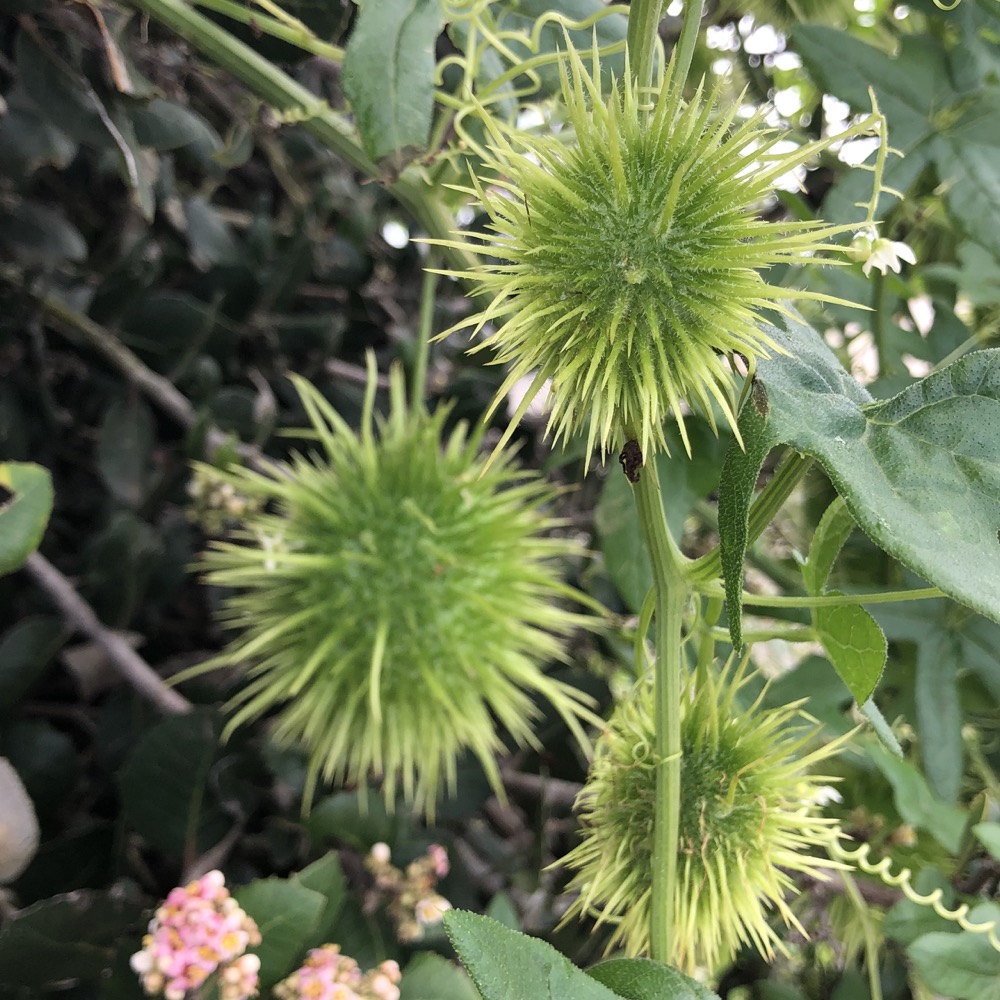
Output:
[{"xmin": 619, "ymin": 440, "xmax": 643, "ymax": 484}]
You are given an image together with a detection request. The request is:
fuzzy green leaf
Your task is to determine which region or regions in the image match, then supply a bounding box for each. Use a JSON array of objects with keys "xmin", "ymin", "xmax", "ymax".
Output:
[
  {"xmin": 444, "ymin": 911, "xmax": 622, "ymax": 1000},
  {"xmin": 587, "ymin": 958, "xmax": 721, "ymax": 1000},
  {"xmin": 722, "ymin": 314, "xmax": 1000, "ymax": 635},
  {"xmin": 813, "ymin": 600, "xmax": 886, "ymax": 707},
  {"xmin": 0, "ymin": 462, "xmax": 53, "ymax": 576},
  {"xmin": 718, "ymin": 383, "xmax": 773, "ymax": 650},
  {"xmin": 342, "ymin": 0, "xmax": 442, "ymax": 170},
  {"xmin": 802, "ymin": 497, "xmax": 855, "ymax": 597}
]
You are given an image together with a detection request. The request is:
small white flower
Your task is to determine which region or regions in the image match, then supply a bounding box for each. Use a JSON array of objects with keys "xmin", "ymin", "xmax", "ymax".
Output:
[{"xmin": 848, "ymin": 228, "xmax": 916, "ymax": 277}]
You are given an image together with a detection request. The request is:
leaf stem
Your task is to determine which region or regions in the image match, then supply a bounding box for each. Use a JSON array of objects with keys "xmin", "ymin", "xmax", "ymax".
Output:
[
  {"xmin": 728, "ymin": 586, "xmax": 944, "ymax": 608},
  {"xmin": 632, "ymin": 456, "xmax": 690, "ymax": 964},
  {"xmin": 412, "ymin": 253, "xmax": 440, "ymax": 406}
]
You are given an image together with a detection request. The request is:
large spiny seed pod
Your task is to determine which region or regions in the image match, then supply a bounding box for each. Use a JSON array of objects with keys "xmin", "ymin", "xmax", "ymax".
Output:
[
  {"xmin": 435, "ymin": 44, "xmax": 875, "ymax": 462},
  {"xmin": 195, "ymin": 365, "xmax": 599, "ymax": 817}
]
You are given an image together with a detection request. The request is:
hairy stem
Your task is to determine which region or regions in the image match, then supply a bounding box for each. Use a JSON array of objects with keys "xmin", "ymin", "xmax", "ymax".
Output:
[{"xmin": 632, "ymin": 457, "xmax": 690, "ymax": 963}]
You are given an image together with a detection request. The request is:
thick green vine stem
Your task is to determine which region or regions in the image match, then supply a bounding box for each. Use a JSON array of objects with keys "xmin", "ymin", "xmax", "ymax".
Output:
[
  {"xmin": 631, "ymin": 454, "xmax": 691, "ymax": 963},
  {"xmin": 625, "ymin": 0, "xmax": 665, "ymax": 96},
  {"xmin": 124, "ymin": 0, "xmax": 479, "ymax": 279}
]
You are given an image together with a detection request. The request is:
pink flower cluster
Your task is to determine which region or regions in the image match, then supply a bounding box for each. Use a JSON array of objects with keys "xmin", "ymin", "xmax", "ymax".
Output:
[
  {"xmin": 274, "ymin": 945, "xmax": 401, "ymax": 1000},
  {"xmin": 130, "ymin": 870, "xmax": 262, "ymax": 1000},
  {"xmin": 365, "ymin": 843, "xmax": 452, "ymax": 943}
]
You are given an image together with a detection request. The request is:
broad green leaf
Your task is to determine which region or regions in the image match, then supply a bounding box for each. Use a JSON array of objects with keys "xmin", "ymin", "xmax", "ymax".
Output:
[
  {"xmin": 342, "ymin": 0, "xmax": 443, "ymax": 170},
  {"xmin": 802, "ymin": 497, "xmax": 855, "ymax": 596},
  {"xmin": 400, "ymin": 952, "xmax": 480, "ymax": 1000},
  {"xmin": 931, "ymin": 90, "xmax": 1000, "ymax": 259},
  {"xmin": 867, "ymin": 743, "xmax": 967, "ymax": 853},
  {"xmin": 0, "ymin": 462, "xmax": 53, "ymax": 576},
  {"xmin": 0, "ymin": 616, "xmax": 66, "ymax": 713},
  {"xmin": 748, "ymin": 315, "xmax": 1000, "ymax": 628},
  {"xmin": 118, "ymin": 710, "xmax": 230, "ymax": 859},
  {"xmin": 813, "ymin": 600, "xmax": 886, "ymax": 706},
  {"xmin": 587, "ymin": 957, "xmax": 720, "ymax": 1000},
  {"xmin": 718, "ymin": 383, "xmax": 773, "ymax": 650},
  {"xmin": 908, "ymin": 903, "xmax": 1000, "ymax": 1000},
  {"xmin": 444, "ymin": 910, "xmax": 622, "ymax": 1000},
  {"xmin": 233, "ymin": 878, "xmax": 326, "ymax": 990}
]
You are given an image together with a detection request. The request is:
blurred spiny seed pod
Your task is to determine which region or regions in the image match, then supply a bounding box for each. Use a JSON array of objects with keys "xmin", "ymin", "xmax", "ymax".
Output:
[
  {"xmin": 435, "ymin": 45, "xmax": 878, "ymax": 462},
  {"xmin": 561, "ymin": 655, "xmax": 847, "ymax": 972},
  {"xmin": 193, "ymin": 363, "xmax": 598, "ymax": 816}
]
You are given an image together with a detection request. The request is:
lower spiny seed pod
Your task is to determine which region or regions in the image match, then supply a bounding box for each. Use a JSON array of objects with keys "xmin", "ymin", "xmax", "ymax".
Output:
[
  {"xmin": 561, "ymin": 655, "xmax": 847, "ymax": 972},
  {"xmin": 193, "ymin": 363, "xmax": 598, "ymax": 816}
]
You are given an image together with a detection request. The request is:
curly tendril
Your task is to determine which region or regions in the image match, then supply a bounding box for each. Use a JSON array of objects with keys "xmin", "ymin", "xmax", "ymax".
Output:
[{"xmin": 826, "ymin": 832, "xmax": 1000, "ymax": 952}]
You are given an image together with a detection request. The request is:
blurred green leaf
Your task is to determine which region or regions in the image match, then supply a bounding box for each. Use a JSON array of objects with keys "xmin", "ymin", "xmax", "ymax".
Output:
[
  {"xmin": 867, "ymin": 743, "xmax": 967, "ymax": 853},
  {"xmin": 908, "ymin": 903, "xmax": 1000, "ymax": 1000},
  {"xmin": 0, "ymin": 616, "xmax": 65, "ymax": 713},
  {"xmin": 1, "ymin": 719, "xmax": 78, "ymax": 819},
  {"xmin": 292, "ymin": 852, "xmax": 348, "ymax": 949},
  {"xmin": 118, "ymin": 710, "xmax": 231, "ymax": 859},
  {"xmin": 306, "ymin": 791, "xmax": 400, "ymax": 851},
  {"xmin": 0, "ymin": 462, "xmax": 53, "ymax": 576},
  {"xmin": 400, "ymin": 952, "xmax": 480, "ymax": 1000},
  {"xmin": 97, "ymin": 398, "xmax": 156, "ymax": 509},
  {"xmin": 974, "ymin": 822, "xmax": 1000, "ymax": 862},
  {"xmin": 0, "ymin": 890, "xmax": 142, "ymax": 991},
  {"xmin": 342, "ymin": 0, "xmax": 443, "ymax": 170},
  {"xmin": 185, "ymin": 196, "xmax": 242, "ymax": 269},
  {"xmin": 130, "ymin": 97, "xmax": 220, "ymax": 153},
  {"xmin": 233, "ymin": 877, "xmax": 326, "ymax": 990},
  {"xmin": 0, "ymin": 200, "xmax": 87, "ymax": 266},
  {"xmin": 874, "ymin": 600, "xmax": 1000, "ymax": 802}
]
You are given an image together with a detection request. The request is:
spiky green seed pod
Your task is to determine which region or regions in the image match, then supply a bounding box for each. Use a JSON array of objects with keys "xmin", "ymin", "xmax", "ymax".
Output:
[
  {"xmin": 561, "ymin": 656, "xmax": 847, "ymax": 972},
  {"xmin": 195, "ymin": 365, "xmax": 598, "ymax": 816},
  {"xmin": 436, "ymin": 46, "xmax": 875, "ymax": 461}
]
